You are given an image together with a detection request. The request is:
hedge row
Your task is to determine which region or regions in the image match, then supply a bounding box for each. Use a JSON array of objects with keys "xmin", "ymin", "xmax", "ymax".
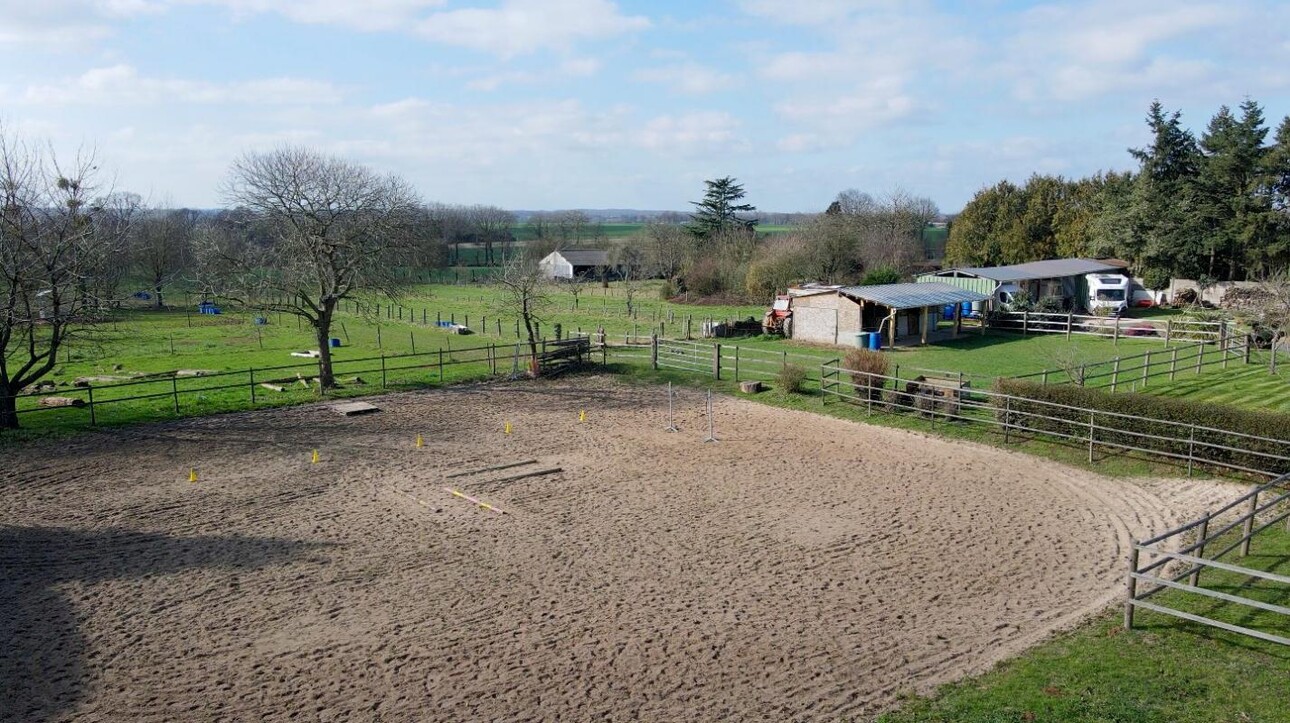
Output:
[{"xmin": 993, "ymin": 379, "xmax": 1290, "ymax": 476}]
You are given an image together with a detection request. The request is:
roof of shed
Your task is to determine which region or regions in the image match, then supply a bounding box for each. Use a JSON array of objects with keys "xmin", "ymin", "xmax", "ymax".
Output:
[
  {"xmin": 938, "ymin": 258, "xmax": 1120, "ymax": 282},
  {"xmin": 838, "ymin": 282, "xmax": 990, "ymax": 309},
  {"xmin": 557, "ymin": 249, "xmax": 611, "ymax": 266}
]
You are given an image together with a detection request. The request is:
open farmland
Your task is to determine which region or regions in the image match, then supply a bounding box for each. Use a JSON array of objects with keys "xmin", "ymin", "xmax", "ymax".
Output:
[{"xmin": 0, "ymin": 377, "xmax": 1236, "ymax": 721}]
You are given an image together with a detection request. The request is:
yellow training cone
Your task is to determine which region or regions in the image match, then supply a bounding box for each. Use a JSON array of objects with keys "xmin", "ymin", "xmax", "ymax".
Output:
[
  {"xmin": 416, "ymin": 433, "xmax": 424, "ymax": 448},
  {"xmin": 189, "ymin": 468, "xmax": 198, "ymax": 483},
  {"xmin": 311, "ymin": 449, "xmax": 320, "ymax": 464},
  {"xmin": 504, "ymin": 421, "xmax": 512, "ymax": 435},
  {"xmin": 579, "ymin": 410, "xmax": 586, "ymax": 422}
]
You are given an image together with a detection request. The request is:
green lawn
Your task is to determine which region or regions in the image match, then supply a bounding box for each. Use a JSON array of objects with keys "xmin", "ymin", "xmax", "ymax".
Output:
[
  {"xmin": 15, "ymin": 280, "xmax": 1281, "ymax": 434},
  {"xmin": 1140, "ymin": 350, "xmax": 1290, "ymax": 413}
]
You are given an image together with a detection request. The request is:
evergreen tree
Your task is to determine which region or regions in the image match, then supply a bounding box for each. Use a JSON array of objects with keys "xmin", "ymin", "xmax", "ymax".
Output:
[
  {"xmin": 686, "ymin": 177, "xmax": 757, "ymax": 240},
  {"xmin": 1195, "ymin": 100, "xmax": 1271, "ymax": 280},
  {"xmin": 1127, "ymin": 101, "xmax": 1202, "ymax": 277}
]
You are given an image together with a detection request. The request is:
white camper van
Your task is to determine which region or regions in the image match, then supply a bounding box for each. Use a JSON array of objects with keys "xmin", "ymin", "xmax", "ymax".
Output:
[{"xmin": 1085, "ymin": 274, "xmax": 1130, "ymax": 315}]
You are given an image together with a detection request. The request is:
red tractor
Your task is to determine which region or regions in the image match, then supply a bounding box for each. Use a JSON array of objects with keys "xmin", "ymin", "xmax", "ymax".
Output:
[{"xmin": 762, "ymin": 295, "xmax": 792, "ymax": 336}]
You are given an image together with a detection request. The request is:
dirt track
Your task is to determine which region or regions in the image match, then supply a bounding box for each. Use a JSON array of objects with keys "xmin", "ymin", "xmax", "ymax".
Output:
[{"xmin": 0, "ymin": 377, "xmax": 1236, "ymax": 721}]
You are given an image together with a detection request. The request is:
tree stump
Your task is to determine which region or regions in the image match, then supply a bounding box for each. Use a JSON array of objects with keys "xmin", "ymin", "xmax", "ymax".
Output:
[{"xmin": 739, "ymin": 380, "xmax": 762, "ymax": 394}]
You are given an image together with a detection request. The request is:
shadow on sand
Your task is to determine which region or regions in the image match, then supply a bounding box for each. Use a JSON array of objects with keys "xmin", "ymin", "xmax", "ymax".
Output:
[{"xmin": 0, "ymin": 525, "xmax": 330, "ymax": 722}]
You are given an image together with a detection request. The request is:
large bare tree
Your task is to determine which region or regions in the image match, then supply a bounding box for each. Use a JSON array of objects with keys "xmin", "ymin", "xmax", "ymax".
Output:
[
  {"xmin": 217, "ymin": 147, "xmax": 422, "ymax": 389},
  {"xmin": 0, "ymin": 132, "xmax": 128, "ymax": 428},
  {"xmin": 132, "ymin": 207, "xmax": 197, "ymax": 308}
]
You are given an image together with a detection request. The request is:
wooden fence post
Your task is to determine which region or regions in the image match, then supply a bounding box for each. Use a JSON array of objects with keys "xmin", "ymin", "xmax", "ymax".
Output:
[
  {"xmin": 1003, "ymin": 397, "xmax": 1011, "ymax": 444},
  {"xmin": 1241, "ymin": 488, "xmax": 1260, "ymax": 557},
  {"xmin": 1190, "ymin": 513, "xmax": 1210, "ymax": 587},
  {"xmin": 1164, "ymin": 319, "xmax": 1172, "ymax": 345},
  {"xmin": 381, "ymin": 354, "xmax": 387, "ymax": 389},
  {"xmin": 734, "ymin": 345, "xmax": 740, "ymax": 381},
  {"xmin": 1022, "ymin": 310, "xmax": 1029, "ymax": 335},
  {"xmin": 1196, "ymin": 342, "xmax": 1204, "ymax": 373},
  {"xmin": 1066, "ymin": 312, "xmax": 1073, "ymax": 339},
  {"xmin": 650, "ymin": 335, "xmax": 658, "ymax": 370},
  {"xmin": 1088, "ymin": 410, "xmax": 1095, "ymax": 463},
  {"xmin": 171, "ymin": 377, "xmax": 180, "ymax": 414},
  {"xmin": 1111, "ymin": 358, "xmax": 1120, "ymax": 392},
  {"xmin": 439, "ymin": 348, "xmax": 444, "ymax": 382},
  {"xmin": 88, "ymin": 386, "xmax": 96, "ymax": 426},
  {"xmin": 713, "ymin": 343, "xmax": 721, "ymax": 380},
  {"xmin": 1170, "ymin": 348, "xmax": 1178, "ymax": 380},
  {"xmin": 1187, "ymin": 425, "xmax": 1196, "ymax": 477},
  {"xmin": 1141, "ymin": 350, "xmax": 1151, "ymax": 387},
  {"xmin": 1124, "ymin": 545, "xmax": 1139, "ymax": 630},
  {"xmin": 250, "ymin": 368, "xmax": 256, "ymax": 403},
  {"xmin": 1113, "ymin": 318, "xmax": 1120, "ymax": 346}
]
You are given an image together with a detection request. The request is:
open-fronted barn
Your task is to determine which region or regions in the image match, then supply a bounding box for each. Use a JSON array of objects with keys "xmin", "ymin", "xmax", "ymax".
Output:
[{"xmin": 788, "ymin": 282, "xmax": 990, "ymax": 347}]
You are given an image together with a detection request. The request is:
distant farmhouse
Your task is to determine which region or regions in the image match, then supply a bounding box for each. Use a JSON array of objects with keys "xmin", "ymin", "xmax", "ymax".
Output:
[{"xmin": 538, "ymin": 249, "xmax": 618, "ymax": 281}]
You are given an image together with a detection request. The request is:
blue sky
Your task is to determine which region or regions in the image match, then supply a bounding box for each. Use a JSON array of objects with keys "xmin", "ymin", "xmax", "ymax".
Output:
[{"xmin": 3, "ymin": 0, "xmax": 1287, "ymax": 213}]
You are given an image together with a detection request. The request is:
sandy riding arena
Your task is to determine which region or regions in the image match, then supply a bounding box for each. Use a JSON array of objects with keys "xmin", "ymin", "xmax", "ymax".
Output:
[{"xmin": 2, "ymin": 377, "xmax": 1234, "ymax": 721}]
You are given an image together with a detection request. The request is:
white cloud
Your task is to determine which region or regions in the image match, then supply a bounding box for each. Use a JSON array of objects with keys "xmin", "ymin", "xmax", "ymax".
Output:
[
  {"xmin": 0, "ymin": 0, "xmax": 162, "ymax": 46},
  {"xmin": 634, "ymin": 111, "xmax": 747, "ymax": 154},
  {"xmin": 1001, "ymin": 1, "xmax": 1247, "ymax": 102},
  {"xmin": 633, "ymin": 63, "xmax": 735, "ymax": 95},
  {"xmin": 17, "ymin": 65, "xmax": 343, "ymax": 106},
  {"xmin": 198, "ymin": 0, "xmax": 448, "ymax": 33},
  {"xmin": 465, "ymin": 56, "xmax": 601, "ymax": 91},
  {"xmin": 415, "ymin": 0, "xmax": 649, "ymax": 57}
]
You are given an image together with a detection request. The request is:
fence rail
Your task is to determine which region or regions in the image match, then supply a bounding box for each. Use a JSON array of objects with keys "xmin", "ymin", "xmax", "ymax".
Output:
[
  {"xmin": 1125, "ymin": 473, "xmax": 1290, "ymax": 646},
  {"xmin": 816, "ymin": 361, "xmax": 1290, "ymax": 479},
  {"xmin": 1013, "ymin": 335, "xmax": 1253, "ymax": 392},
  {"xmin": 4, "ymin": 338, "xmax": 592, "ymax": 429},
  {"xmin": 992, "ymin": 311, "xmax": 1231, "ymax": 344}
]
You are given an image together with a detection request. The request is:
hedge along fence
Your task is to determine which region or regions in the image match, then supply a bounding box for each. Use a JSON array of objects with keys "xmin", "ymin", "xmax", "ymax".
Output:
[
  {"xmin": 994, "ymin": 378, "xmax": 1290, "ymax": 478},
  {"xmin": 815, "ymin": 361, "xmax": 1289, "ymax": 479}
]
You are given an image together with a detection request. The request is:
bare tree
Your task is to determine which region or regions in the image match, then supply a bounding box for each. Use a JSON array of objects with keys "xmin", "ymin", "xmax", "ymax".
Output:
[
  {"xmin": 467, "ymin": 204, "xmax": 515, "ymax": 266},
  {"xmin": 0, "ymin": 132, "xmax": 121, "ymax": 428},
  {"xmin": 553, "ymin": 210, "xmax": 590, "ymax": 245},
  {"xmin": 610, "ymin": 243, "xmax": 647, "ymax": 318},
  {"xmin": 132, "ymin": 207, "xmax": 197, "ymax": 308},
  {"xmin": 493, "ymin": 255, "xmax": 553, "ymax": 375},
  {"xmin": 216, "ymin": 147, "xmax": 422, "ymax": 389},
  {"xmin": 1253, "ymin": 271, "xmax": 1290, "ymax": 374},
  {"xmin": 644, "ymin": 220, "xmax": 688, "ymax": 281}
]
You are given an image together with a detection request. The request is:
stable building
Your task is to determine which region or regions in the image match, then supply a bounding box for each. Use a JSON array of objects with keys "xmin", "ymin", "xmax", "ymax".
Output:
[
  {"xmin": 788, "ymin": 282, "xmax": 990, "ymax": 347},
  {"xmin": 919, "ymin": 258, "xmax": 1122, "ymax": 312}
]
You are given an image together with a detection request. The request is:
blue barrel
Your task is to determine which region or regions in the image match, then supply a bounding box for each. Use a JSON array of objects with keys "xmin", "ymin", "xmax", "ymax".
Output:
[
  {"xmin": 867, "ymin": 331, "xmax": 881, "ymax": 350},
  {"xmin": 329, "ymin": 338, "xmax": 341, "ymax": 348},
  {"xmin": 961, "ymin": 301, "xmax": 973, "ymax": 316},
  {"xmin": 942, "ymin": 304, "xmax": 954, "ymax": 320}
]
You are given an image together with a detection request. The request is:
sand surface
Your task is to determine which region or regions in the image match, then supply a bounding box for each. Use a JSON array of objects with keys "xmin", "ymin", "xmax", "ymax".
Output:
[{"xmin": 1, "ymin": 377, "xmax": 1237, "ymax": 721}]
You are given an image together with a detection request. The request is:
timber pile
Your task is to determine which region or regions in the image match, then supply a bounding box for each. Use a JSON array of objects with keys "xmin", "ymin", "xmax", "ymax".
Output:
[{"xmin": 39, "ymin": 396, "xmax": 84, "ymax": 408}]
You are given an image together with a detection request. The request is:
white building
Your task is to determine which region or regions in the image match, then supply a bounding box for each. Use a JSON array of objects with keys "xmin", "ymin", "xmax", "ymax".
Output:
[{"xmin": 538, "ymin": 249, "xmax": 614, "ymax": 280}]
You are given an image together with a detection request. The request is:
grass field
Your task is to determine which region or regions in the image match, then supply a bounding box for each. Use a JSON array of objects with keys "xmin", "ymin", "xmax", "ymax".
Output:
[
  {"xmin": 9, "ymin": 280, "xmax": 1284, "ymax": 435},
  {"xmin": 1141, "ymin": 350, "xmax": 1290, "ymax": 413}
]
